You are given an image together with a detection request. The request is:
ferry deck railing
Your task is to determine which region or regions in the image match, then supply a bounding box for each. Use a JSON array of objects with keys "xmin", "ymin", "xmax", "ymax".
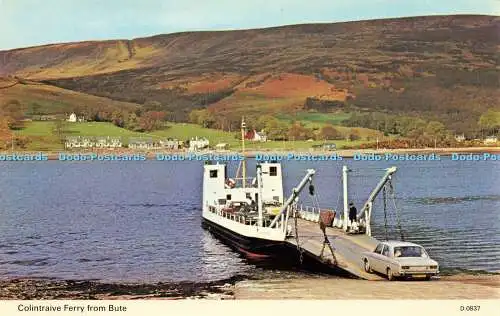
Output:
[
  {"xmin": 208, "ymin": 205, "xmax": 289, "ymax": 233},
  {"xmin": 231, "ymin": 177, "xmax": 256, "ymax": 188},
  {"xmin": 295, "ymin": 205, "xmax": 344, "ymax": 229}
]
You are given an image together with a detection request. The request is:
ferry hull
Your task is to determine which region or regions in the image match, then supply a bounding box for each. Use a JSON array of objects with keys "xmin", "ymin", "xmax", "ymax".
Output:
[
  {"xmin": 201, "ymin": 217, "xmax": 292, "ymax": 260},
  {"xmin": 202, "ymin": 217, "xmax": 349, "ymax": 274}
]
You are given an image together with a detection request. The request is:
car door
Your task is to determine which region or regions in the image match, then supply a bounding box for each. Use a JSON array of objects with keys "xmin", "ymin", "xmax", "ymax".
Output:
[
  {"xmin": 370, "ymin": 243, "xmax": 385, "ymax": 273},
  {"xmin": 380, "ymin": 245, "xmax": 395, "ymax": 274}
]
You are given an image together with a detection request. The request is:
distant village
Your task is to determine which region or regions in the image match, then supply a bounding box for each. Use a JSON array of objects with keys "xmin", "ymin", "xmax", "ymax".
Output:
[
  {"xmin": 63, "ymin": 112, "xmax": 270, "ymax": 151},
  {"xmin": 64, "ymin": 134, "xmax": 269, "ymax": 151},
  {"xmin": 454, "ymin": 134, "xmax": 498, "ymax": 145},
  {"xmin": 62, "ymin": 112, "xmax": 498, "ymax": 151}
]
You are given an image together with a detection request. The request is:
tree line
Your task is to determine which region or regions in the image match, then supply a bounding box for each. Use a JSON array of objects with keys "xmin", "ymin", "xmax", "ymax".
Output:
[
  {"xmin": 342, "ymin": 112, "xmax": 448, "ymax": 140},
  {"xmin": 189, "ymin": 109, "xmax": 361, "ymax": 141},
  {"xmin": 343, "ymin": 109, "xmax": 500, "ymax": 140}
]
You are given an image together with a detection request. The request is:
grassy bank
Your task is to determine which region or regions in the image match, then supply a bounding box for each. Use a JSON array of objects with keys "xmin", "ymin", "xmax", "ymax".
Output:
[{"xmin": 13, "ymin": 121, "xmax": 369, "ymax": 151}]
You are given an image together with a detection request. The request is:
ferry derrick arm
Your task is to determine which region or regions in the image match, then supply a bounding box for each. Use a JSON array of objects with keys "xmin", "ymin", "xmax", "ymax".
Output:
[
  {"xmin": 358, "ymin": 166, "xmax": 397, "ymax": 235},
  {"xmin": 269, "ymin": 169, "xmax": 316, "ymax": 228}
]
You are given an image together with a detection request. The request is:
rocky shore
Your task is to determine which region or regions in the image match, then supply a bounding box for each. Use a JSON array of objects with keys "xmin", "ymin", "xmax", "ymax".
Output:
[{"xmin": 0, "ymin": 276, "xmax": 241, "ymax": 300}]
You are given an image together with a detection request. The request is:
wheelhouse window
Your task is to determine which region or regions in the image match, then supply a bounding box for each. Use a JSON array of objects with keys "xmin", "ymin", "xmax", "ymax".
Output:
[
  {"xmin": 269, "ymin": 166, "xmax": 277, "ymax": 176},
  {"xmin": 210, "ymin": 170, "xmax": 218, "ymax": 178},
  {"xmin": 226, "ymin": 194, "xmax": 232, "ymax": 200},
  {"xmin": 217, "ymin": 199, "xmax": 226, "ymax": 205}
]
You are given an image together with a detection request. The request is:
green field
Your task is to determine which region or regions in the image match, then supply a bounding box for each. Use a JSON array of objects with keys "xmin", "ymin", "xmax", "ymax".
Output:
[
  {"xmin": 13, "ymin": 121, "xmax": 372, "ymax": 151},
  {"xmin": 14, "ymin": 121, "xmax": 240, "ymax": 150},
  {"xmin": 14, "ymin": 121, "xmax": 145, "ymax": 150},
  {"xmin": 150, "ymin": 123, "xmax": 240, "ymax": 147},
  {"xmin": 16, "ymin": 121, "xmax": 143, "ymax": 137}
]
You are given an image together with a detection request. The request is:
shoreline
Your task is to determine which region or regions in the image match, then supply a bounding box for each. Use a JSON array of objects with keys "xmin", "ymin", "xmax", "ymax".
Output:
[
  {"xmin": 0, "ymin": 273, "xmax": 498, "ymax": 300},
  {"xmin": 234, "ymin": 274, "xmax": 500, "ymax": 299},
  {"xmin": 1, "ymin": 146, "xmax": 499, "ymax": 160}
]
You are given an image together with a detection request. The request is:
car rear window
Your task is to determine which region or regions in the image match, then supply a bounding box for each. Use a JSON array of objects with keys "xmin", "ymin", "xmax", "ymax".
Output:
[{"xmin": 394, "ymin": 246, "xmax": 427, "ymax": 257}]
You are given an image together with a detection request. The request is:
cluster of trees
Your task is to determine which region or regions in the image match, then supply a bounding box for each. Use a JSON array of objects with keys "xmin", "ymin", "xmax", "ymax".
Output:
[
  {"xmin": 478, "ymin": 109, "xmax": 500, "ymax": 136},
  {"xmin": 69, "ymin": 103, "xmax": 164, "ymax": 132},
  {"xmin": 1, "ymin": 99, "xmax": 26, "ymax": 130},
  {"xmin": 248, "ymin": 119, "xmax": 360, "ymax": 142},
  {"xmin": 189, "ymin": 109, "xmax": 364, "ymax": 141},
  {"xmin": 343, "ymin": 109, "xmax": 500, "ymax": 141},
  {"xmin": 0, "ymin": 117, "xmax": 13, "ymax": 149},
  {"xmin": 343, "ymin": 112, "xmax": 448, "ymax": 141},
  {"xmin": 189, "ymin": 109, "xmax": 361, "ymax": 141},
  {"xmin": 55, "ymin": 100, "xmax": 170, "ymax": 132},
  {"xmin": 106, "ymin": 109, "xmax": 167, "ymax": 132},
  {"xmin": 189, "ymin": 109, "xmax": 216, "ymax": 128},
  {"xmin": 0, "ymin": 100, "xmax": 30, "ymax": 149},
  {"xmin": 0, "ymin": 98, "xmax": 171, "ymax": 150}
]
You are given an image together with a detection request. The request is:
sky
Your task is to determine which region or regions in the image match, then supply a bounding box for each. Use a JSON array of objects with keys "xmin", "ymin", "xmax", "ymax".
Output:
[{"xmin": 0, "ymin": 0, "xmax": 498, "ymax": 50}]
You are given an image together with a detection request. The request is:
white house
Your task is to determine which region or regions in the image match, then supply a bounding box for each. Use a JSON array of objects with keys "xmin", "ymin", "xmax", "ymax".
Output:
[
  {"xmin": 67, "ymin": 113, "xmax": 77, "ymax": 123},
  {"xmin": 484, "ymin": 136, "xmax": 498, "ymax": 144},
  {"xmin": 159, "ymin": 139, "xmax": 181, "ymax": 150},
  {"xmin": 189, "ymin": 137, "xmax": 210, "ymax": 151},
  {"xmin": 128, "ymin": 137, "xmax": 159, "ymax": 150},
  {"xmin": 254, "ymin": 131, "xmax": 267, "ymax": 142},
  {"xmin": 455, "ymin": 134, "xmax": 466, "ymax": 142},
  {"xmin": 245, "ymin": 130, "xmax": 267, "ymax": 142},
  {"xmin": 95, "ymin": 137, "xmax": 122, "ymax": 148},
  {"xmin": 65, "ymin": 136, "xmax": 95, "ymax": 149},
  {"xmin": 65, "ymin": 136, "xmax": 121, "ymax": 149},
  {"xmin": 215, "ymin": 143, "xmax": 229, "ymax": 151}
]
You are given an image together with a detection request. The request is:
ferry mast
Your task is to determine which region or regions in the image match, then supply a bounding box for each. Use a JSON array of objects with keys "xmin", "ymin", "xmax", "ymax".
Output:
[{"xmin": 240, "ymin": 117, "xmax": 247, "ymax": 188}]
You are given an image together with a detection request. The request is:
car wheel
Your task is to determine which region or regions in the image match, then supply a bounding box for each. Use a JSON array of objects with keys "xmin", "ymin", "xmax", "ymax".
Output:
[
  {"xmin": 425, "ymin": 275, "xmax": 431, "ymax": 281},
  {"xmin": 364, "ymin": 259, "xmax": 372, "ymax": 273},
  {"xmin": 387, "ymin": 268, "xmax": 394, "ymax": 281}
]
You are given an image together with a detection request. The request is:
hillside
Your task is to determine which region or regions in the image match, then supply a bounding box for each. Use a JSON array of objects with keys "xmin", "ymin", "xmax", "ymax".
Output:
[
  {"xmin": 1, "ymin": 14, "xmax": 499, "ymax": 133},
  {"xmin": 0, "ymin": 77, "xmax": 139, "ymax": 116}
]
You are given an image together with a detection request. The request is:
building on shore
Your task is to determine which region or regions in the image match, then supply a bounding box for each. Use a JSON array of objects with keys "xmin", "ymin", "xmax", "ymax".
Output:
[
  {"xmin": 65, "ymin": 136, "xmax": 96, "ymax": 149},
  {"xmin": 455, "ymin": 134, "xmax": 466, "ymax": 142},
  {"xmin": 67, "ymin": 113, "xmax": 77, "ymax": 123},
  {"xmin": 128, "ymin": 137, "xmax": 160, "ymax": 150},
  {"xmin": 245, "ymin": 130, "xmax": 267, "ymax": 142},
  {"xmin": 95, "ymin": 136, "xmax": 122, "ymax": 148},
  {"xmin": 189, "ymin": 137, "xmax": 210, "ymax": 151},
  {"xmin": 312, "ymin": 143, "xmax": 337, "ymax": 151},
  {"xmin": 215, "ymin": 143, "xmax": 229, "ymax": 151},
  {"xmin": 66, "ymin": 113, "xmax": 86, "ymax": 123},
  {"xmin": 159, "ymin": 138, "xmax": 181, "ymax": 150},
  {"xmin": 484, "ymin": 136, "xmax": 498, "ymax": 144},
  {"xmin": 65, "ymin": 136, "xmax": 122, "ymax": 149}
]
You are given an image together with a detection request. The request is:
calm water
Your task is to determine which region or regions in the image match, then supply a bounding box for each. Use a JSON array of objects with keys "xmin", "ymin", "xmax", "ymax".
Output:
[{"xmin": 0, "ymin": 158, "xmax": 498, "ymax": 282}]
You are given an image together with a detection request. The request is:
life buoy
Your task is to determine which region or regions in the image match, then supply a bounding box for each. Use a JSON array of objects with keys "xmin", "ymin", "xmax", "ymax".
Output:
[{"xmin": 225, "ymin": 178, "xmax": 236, "ymax": 188}]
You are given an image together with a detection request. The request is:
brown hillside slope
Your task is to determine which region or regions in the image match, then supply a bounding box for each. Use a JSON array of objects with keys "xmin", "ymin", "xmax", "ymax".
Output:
[
  {"xmin": 0, "ymin": 15, "xmax": 498, "ymax": 131},
  {"xmin": 0, "ymin": 78, "xmax": 139, "ymax": 115}
]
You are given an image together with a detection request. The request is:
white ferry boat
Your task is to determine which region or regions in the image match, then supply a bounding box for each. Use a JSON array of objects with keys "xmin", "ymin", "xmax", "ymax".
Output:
[{"xmin": 201, "ymin": 119, "xmax": 315, "ymax": 258}]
